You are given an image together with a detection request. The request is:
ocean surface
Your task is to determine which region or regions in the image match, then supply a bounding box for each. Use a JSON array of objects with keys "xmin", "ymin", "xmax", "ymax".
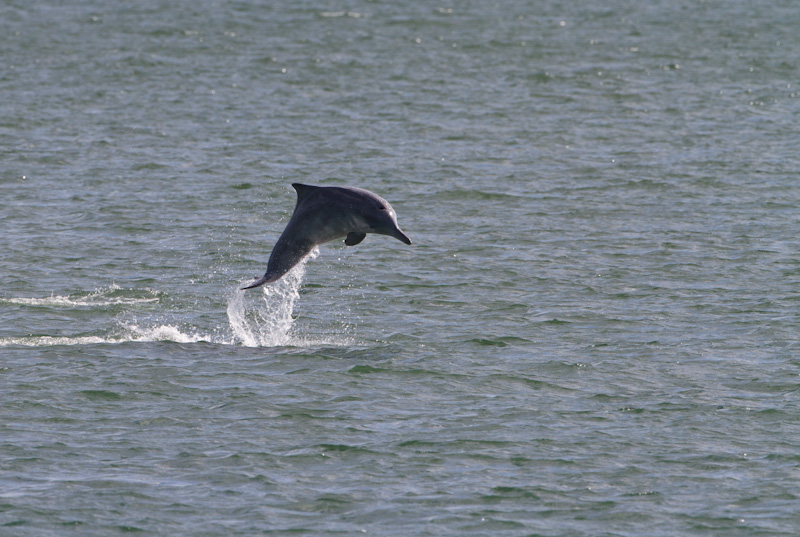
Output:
[{"xmin": 2, "ymin": 0, "xmax": 799, "ymax": 535}]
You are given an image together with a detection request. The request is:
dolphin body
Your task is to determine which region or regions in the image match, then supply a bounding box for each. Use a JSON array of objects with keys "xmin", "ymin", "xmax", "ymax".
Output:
[{"xmin": 242, "ymin": 183, "xmax": 411, "ymax": 289}]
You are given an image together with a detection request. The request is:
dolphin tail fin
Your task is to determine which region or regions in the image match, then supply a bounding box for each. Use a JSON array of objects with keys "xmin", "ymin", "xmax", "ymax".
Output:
[{"xmin": 241, "ymin": 273, "xmax": 278, "ymax": 290}]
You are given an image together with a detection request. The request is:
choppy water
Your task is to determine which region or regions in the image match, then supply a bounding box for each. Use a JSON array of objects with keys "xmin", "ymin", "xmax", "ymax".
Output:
[{"xmin": 2, "ymin": 0, "xmax": 800, "ymax": 535}]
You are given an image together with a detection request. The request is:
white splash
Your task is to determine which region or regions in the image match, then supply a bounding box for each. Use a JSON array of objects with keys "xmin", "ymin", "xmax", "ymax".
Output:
[
  {"xmin": 227, "ymin": 248, "xmax": 317, "ymax": 347},
  {"xmin": 118, "ymin": 322, "xmax": 208, "ymax": 344}
]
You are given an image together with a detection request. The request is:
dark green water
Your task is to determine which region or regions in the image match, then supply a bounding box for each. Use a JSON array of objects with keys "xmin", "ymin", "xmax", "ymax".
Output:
[{"xmin": 2, "ymin": 0, "xmax": 799, "ymax": 535}]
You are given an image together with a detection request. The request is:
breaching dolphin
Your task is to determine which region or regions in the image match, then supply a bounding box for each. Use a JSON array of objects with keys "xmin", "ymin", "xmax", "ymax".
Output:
[{"xmin": 241, "ymin": 183, "xmax": 411, "ymax": 289}]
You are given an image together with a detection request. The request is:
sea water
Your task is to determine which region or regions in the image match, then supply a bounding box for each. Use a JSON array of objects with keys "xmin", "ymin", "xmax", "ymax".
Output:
[{"xmin": 2, "ymin": 0, "xmax": 799, "ymax": 535}]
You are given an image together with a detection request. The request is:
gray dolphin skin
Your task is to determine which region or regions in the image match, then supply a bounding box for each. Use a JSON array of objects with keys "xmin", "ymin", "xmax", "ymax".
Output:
[{"xmin": 241, "ymin": 183, "xmax": 412, "ymax": 290}]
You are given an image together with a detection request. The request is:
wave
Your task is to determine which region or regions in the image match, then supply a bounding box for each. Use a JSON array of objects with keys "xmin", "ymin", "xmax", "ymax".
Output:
[
  {"xmin": 0, "ymin": 335, "xmax": 111, "ymax": 347},
  {"xmin": 0, "ymin": 326, "xmax": 204, "ymax": 347},
  {"xmin": 0, "ymin": 285, "xmax": 162, "ymax": 308},
  {"xmin": 0, "ymin": 321, "xmax": 212, "ymax": 347},
  {"xmin": 0, "ymin": 250, "xmax": 344, "ymax": 348}
]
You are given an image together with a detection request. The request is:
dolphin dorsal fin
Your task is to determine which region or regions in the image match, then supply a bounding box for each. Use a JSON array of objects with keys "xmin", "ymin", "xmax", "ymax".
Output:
[{"xmin": 292, "ymin": 183, "xmax": 318, "ymax": 203}]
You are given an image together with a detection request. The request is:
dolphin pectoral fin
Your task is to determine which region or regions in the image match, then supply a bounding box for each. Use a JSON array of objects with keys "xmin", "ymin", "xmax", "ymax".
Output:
[{"xmin": 345, "ymin": 232, "xmax": 366, "ymax": 246}]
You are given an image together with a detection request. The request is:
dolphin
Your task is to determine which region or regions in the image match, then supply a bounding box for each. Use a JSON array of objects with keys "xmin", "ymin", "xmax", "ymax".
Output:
[{"xmin": 241, "ymin": 183, "xmax": 411, "ymax": 289}]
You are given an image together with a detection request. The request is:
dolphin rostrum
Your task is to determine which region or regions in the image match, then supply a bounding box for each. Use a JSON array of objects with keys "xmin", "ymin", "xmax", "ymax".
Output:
[{"xmin": 241, "ymin": 183, "xmax": 411, "ymax": 289}]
